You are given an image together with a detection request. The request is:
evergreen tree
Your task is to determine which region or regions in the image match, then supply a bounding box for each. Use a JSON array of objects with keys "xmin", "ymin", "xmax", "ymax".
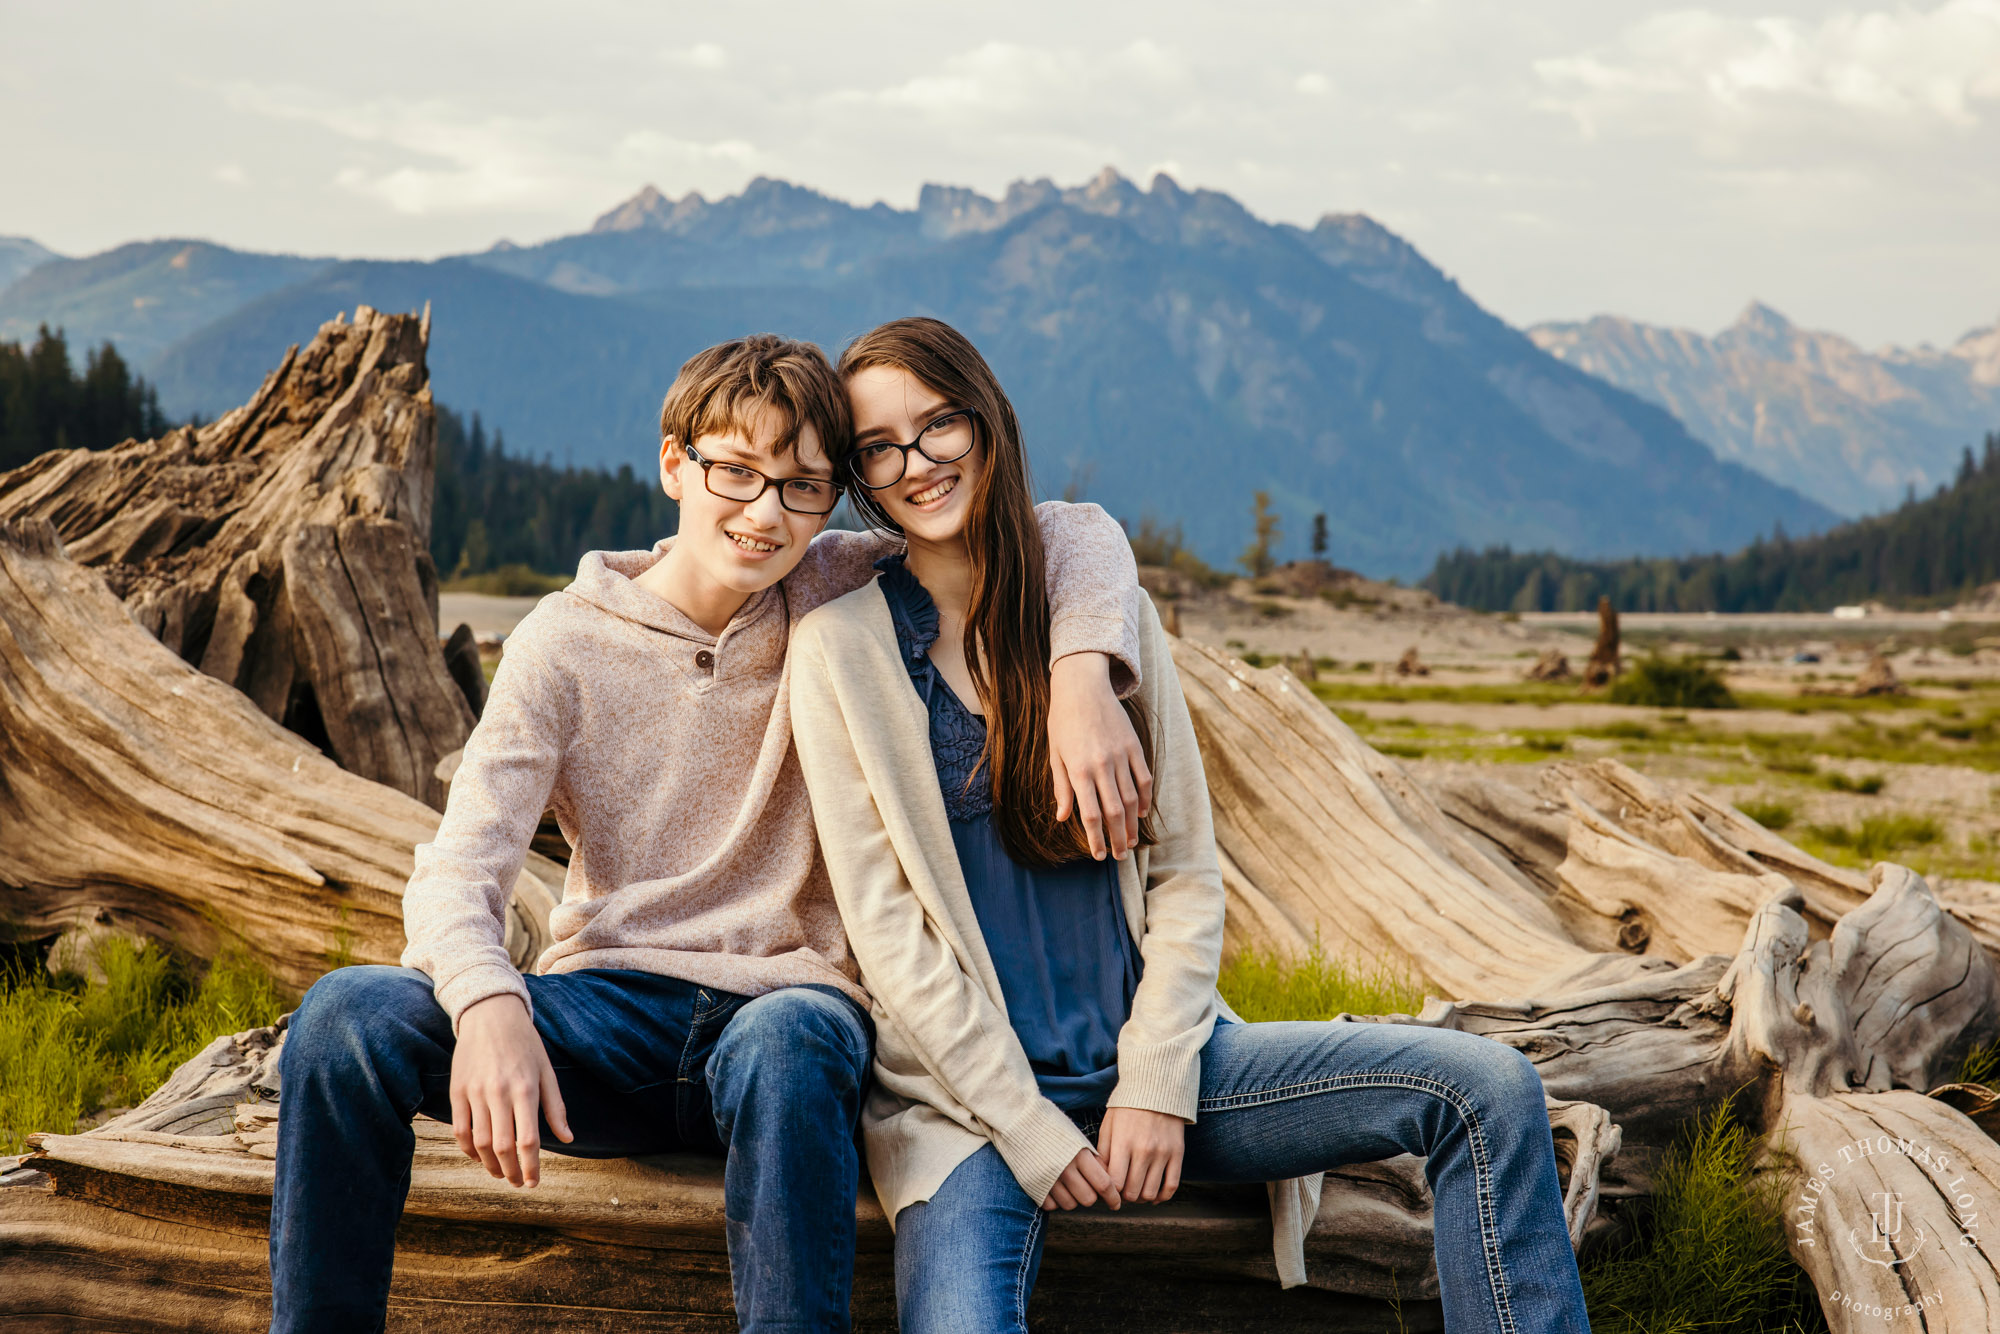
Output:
[
  {"xmin": 429, "ymin": 405, "xmax": 679, "ymax": 580},
  {"xmin": 1240, "ymin": 491, "xmax": 1282, "ymax": 577},
  {"xmin": 0, "ymin": 327, "xmax": 170, "ymax": 471},
  {"xmin": 1310, "ymin": 512, "xmax": 1329, "ymax": 560}
]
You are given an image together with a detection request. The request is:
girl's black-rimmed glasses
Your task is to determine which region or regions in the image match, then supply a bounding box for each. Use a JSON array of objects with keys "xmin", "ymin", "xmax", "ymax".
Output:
[
  {"xmin": 848, "ymin": 408, "xmax": 979, "ymax": 490},
  {"xmin": 683, "ymin": 441, "xmax": 844, "ymax": 515}
]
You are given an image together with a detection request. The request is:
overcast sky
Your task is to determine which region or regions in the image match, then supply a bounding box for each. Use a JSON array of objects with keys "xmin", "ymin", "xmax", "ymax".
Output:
[{"xmin": 7, "ymin": 0, "xmax": 1997, "ymax": 348}]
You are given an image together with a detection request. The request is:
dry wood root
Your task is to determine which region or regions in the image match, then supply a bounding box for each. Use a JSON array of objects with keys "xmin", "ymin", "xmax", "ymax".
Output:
[
  {"xmin": 0, "ymin": 519, "xmax": 555, "ymax": 990},
  {"xmin": 0, "ymin": 305, "xmax": 473, "ymax": 806}
]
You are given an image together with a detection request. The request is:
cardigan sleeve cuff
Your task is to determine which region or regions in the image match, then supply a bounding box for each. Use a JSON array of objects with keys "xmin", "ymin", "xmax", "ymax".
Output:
[
  {"xmin": 1106, "ymin": 1041, "xmax": 1203, "ymax": 1122},
  {"xmin": 991, "ymin": 1098, "xmax": 1094, "ymax": 1206},
  {"xmin": 432, "ymin": 962, "xmax": 533, "ymax": 1034}
]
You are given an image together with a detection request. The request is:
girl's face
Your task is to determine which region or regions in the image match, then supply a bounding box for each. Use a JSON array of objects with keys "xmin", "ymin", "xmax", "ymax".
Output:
[{"xmin": 846, "ymin": 364, "xmax": 984, "ymax": 549}]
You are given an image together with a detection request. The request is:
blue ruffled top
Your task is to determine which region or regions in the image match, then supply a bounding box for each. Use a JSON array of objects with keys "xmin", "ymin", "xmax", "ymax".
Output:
[{"xmin": 875, "ymin": 555, "xmax": 1141, "ymax": 1110}]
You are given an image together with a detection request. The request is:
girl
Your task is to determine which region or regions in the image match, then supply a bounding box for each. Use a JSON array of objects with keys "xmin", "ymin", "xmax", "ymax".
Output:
[{"xmin": 787, "ymin": 317, "xmax": 1590, "ymax": 1333}]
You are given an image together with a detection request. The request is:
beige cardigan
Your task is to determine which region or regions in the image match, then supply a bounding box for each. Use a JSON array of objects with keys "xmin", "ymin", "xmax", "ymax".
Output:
[{"xmin": 789, "ymin": 581, "xmax": 1324, "ymax": 1287}]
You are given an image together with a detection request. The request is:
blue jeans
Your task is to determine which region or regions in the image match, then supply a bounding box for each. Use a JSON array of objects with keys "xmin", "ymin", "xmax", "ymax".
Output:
[
  {"xmin": 895, "ymin": 1019, "xmax": 1589, "ymax": 1334},
  {"xmin": 269, "ymin": 965, "xmax": 873, "ymax": 1333}
]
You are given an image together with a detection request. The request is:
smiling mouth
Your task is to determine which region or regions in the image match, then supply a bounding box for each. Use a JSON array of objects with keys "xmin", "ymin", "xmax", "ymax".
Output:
[
  {"xmin": 726, "ymin": 532, "xmax": 780, "ymax": 554},
  {"xmin": 908, "ymin": 475, "xmax": 958, "ymax": 506}
]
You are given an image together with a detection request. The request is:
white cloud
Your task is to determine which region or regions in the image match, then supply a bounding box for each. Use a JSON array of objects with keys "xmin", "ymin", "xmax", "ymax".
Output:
[
  {"xmin": 212, "ymin": 163, "xmax": 249, "ymax": 187},
  {"xmin": 11, "ymin": 2, "xmax": 1998, "ymax": 347},
  {"xmin": 842, "ymin": 39, "xmax": 1189, "ymax": 118},
  {"xmin": 222, "ymin": 83, "xmax": 762, "ymax": 216},
  {"xmin": 663, "ymin": 42, "xmax": 727, "ymax": 70},
  {"xmin": 1537, "ymin": 1, "xmax": 2000, "ymax": 134}
]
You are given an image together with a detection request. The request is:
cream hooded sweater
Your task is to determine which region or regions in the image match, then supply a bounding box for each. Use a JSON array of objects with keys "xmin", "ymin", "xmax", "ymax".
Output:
[{"xmin": 400, "ymin": 505, "xmax": 1140, "ymax": 1028}]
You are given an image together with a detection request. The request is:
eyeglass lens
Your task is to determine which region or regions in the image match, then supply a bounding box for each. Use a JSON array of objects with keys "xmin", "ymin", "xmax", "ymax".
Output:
[
  {"xmin": 702, "ymin": 457, "xmax": 841, "ymax": 514},
  {"xmin": 854, "ymin": 411, "xmax": 976, "ymax": 488}
]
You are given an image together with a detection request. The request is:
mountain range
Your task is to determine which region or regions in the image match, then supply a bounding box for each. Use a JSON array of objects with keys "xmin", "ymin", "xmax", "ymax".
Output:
[
  {"xmin": 0, "ymin": 172, "xmax": 1836, "ymax": 576},
  {"xmin": 1531, "ymin": 304, "xmax": 2000, "ymax": 518}
]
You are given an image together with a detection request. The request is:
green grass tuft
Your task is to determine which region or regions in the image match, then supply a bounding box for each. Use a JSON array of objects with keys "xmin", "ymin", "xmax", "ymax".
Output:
[
  {"xmin": 1609, "ymin": 655, "xmax": 1740, "ymax": 710},
  {"xmin": 1804, "ymin": 813, "xmax": 1943, "ymax": 863},
  {"xmin": 440, "ymin": 563, "xmax": 570, "ymax": 597},
  {"xmin": 1583, "ymin": 1101, "xmax": 1827, "ymax": 1334},
  {"xmin": 1736, "ymin": 799, "xmax": 1797, "ymax": 832},
  {"xmin": 1822, "ymin": 772, "xmax": 1886, "ymax": 795},
  {"xmin": 0, "ymin": 939, "xmax": 286, "ymax": 1154},
  {"xmin": 1958, "ymin": 1039, "xmax": 2000, "ymax": 1089},
  {"xmin": 1217, "ymin": 940, "xmax": 1425, "ymax": 1021}
]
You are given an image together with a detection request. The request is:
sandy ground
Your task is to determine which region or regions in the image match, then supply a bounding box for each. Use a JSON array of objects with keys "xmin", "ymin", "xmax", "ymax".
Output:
[{"xmin": 438, "ymin": 592, "xmax": 544, "ymax": 638}]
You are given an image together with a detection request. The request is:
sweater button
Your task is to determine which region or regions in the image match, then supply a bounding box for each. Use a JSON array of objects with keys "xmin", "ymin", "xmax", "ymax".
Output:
[{"xmin": 695, "ymin": 650, "xmax": 715, "ymax": 671}]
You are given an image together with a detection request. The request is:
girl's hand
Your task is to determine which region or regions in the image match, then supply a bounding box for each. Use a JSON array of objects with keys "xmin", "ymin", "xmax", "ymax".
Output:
[
  {"xmin": 1096, "ymin": 1108, "xmax": 1186, "ymax": 1204},
  {"xmin": 1048, "ymin": 652, "xmax": 1152, "ymax": 860},
  {"xmin": 1042, "ymin": 1147, "xmax": 1123, "ymax": 1211}
]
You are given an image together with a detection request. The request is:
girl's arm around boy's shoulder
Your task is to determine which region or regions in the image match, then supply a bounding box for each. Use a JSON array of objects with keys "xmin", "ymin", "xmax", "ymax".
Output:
[
  {"xmin": 401, "ymin": 609, "xmax": 572, "ymax": 1032},
  {"xmin": 1107, "ymin": 599, "xmax": 1228, "ymax": 1122}
]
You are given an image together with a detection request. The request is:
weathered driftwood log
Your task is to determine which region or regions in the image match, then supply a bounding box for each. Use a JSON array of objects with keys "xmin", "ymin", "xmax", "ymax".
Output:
[
  {"xmin": 1171, "ymin": 638, "xmax": 1657, "ymax": 998},
  {"xmin": 0, "ymin": 306, "xmax": 472, "ymax": 807},
  {"xmin": 1174, "ymin": 641, "xmax": 2000, "ymax": 1328},
  {"xmin": 0, "ymin": 518, "xmax": 557, "ymax": 990},
  {"xmin": 0, "ymin": 1013, "xmax": 1615, "ymax": 1332},
  {"xmin": 1176, "ymin": 630, "xmax": 1910, "ymax": 990}
]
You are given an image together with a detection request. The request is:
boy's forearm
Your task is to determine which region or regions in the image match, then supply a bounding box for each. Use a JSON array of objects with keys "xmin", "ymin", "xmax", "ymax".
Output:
[{"xmin": 399, "ymin": 642, "xmax": 564, "ymax": 1029}]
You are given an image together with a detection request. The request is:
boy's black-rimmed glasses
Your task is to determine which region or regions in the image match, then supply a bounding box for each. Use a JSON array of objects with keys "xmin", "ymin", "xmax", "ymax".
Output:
[
  {"xmin": 849, "ymin": 408, "xmax": 980, "ymax": 490},
  {"xmin": 682, "ymin": 441, "xmax": 844, "ymax": 515}
]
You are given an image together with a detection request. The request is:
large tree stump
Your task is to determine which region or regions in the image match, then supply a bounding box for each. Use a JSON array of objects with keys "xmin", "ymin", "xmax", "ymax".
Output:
[
  {"xmin": 0, "ymin": 518, "xmax": 555, "ymax": 991},
  {"xmin": 0, "ymin": 306, "xmax": 472, "ymax": 807}
]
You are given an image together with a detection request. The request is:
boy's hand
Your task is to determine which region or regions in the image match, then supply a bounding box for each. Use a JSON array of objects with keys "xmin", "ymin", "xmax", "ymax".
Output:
[
  {"xmin": 1042, "ymin": 1147, "xmax": 1123, "ymax": 1211},
  {"xmin": 450, "ymin": 992, "xmax": 572, "ymax": 1187},
  {"xmin": 1096, "ymin": 1108, "xmax": 1186, "ymax": 1204},
  {"xmin": 1048, "ymin": 652, "xmax": 1152, "ymax": 860}
]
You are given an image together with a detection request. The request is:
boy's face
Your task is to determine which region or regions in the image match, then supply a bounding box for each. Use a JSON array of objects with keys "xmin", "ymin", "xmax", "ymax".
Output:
[{"xmin": 658, "ymin": 405, "xmax": 833, "ymax": 601}]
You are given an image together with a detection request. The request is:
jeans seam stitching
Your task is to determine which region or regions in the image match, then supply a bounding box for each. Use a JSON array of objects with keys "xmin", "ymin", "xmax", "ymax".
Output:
[
  {"xmin": 675, "ymin": 1000, "xmax": 716, "ymax": 1141},
  {"xmin": 1198, "ymin": 1068, "xmax": 1518, "ymax": 1334},
  {"xmin": 1014, "ymin": 1205, "xmax": 1045, "ymax": 1331}
]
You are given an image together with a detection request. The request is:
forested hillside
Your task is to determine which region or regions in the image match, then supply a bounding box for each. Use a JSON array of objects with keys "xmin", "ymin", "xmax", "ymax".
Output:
[
  {"xmin": 430, "ymin": 405, "xmax": 677, "ymax": 582},
  {"xmin": 0, "ymin": 326, "xmax": 170, "ymax": 471},
  {"xmin": 1425, "ymin": 433, "xmax": 2000, "ymax": 612}
]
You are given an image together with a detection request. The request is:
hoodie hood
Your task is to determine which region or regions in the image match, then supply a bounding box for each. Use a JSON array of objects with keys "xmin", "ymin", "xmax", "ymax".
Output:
[{"xmin": 561, "ymin": 542, "xmax": 781, "ymax": 643}]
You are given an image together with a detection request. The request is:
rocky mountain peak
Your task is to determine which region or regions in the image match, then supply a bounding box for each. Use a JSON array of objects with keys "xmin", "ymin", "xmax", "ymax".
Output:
[
  {"xmin": 1949, "ymin": 318, "xmax": 2000, "ymax": 386},
  {"xmin": 591, "ymin": 185, "xmax": 704, "ymax": 233},
  {"xmin": 1720, "ymin": 301, "xmax": 1800, "ymax": 358}
]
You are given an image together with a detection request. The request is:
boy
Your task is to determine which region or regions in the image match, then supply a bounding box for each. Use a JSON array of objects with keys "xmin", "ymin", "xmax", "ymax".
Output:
[{"xmin": 269, "ymin": 334, "xmax": 1146, "ymax": 1332}]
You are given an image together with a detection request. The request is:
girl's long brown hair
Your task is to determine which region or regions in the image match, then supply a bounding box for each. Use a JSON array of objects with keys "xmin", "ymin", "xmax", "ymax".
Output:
[{"xmin": 837, "ymin": 317, "xmax": 1154, "ymax": 870}]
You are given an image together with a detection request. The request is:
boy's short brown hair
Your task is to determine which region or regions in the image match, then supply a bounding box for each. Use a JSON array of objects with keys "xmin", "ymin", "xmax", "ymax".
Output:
[{"xmin": 659, "ymin": 334, "xmax": 849, "ymax": 464}]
